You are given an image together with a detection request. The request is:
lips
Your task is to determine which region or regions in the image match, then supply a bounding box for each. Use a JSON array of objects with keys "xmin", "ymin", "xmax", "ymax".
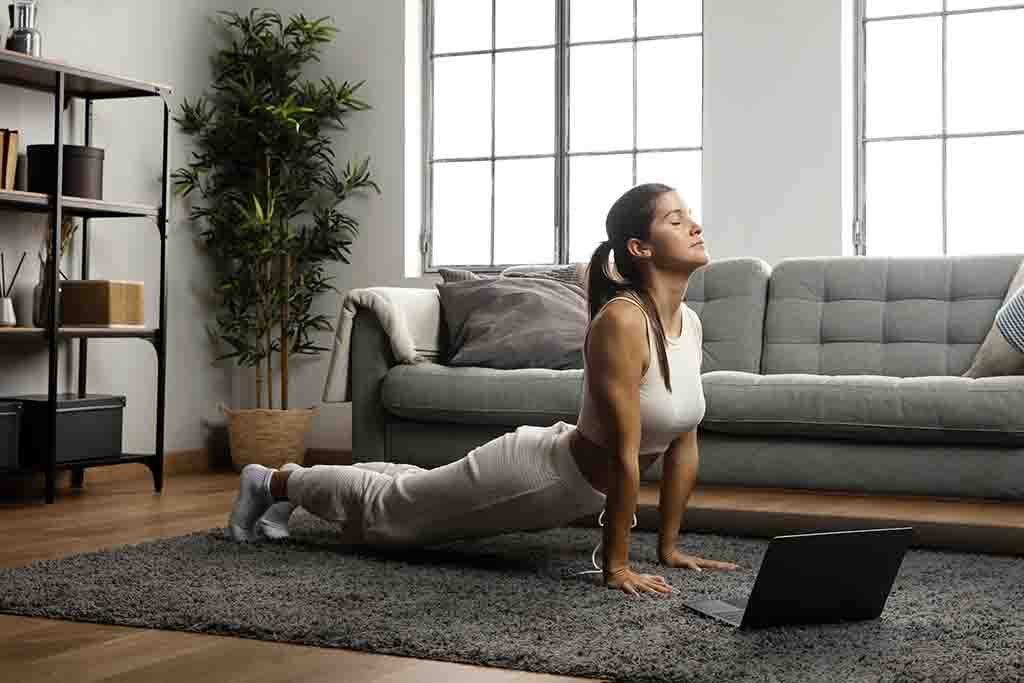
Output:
[{"xmin": 693, "ymin": 241, "xmax": 705, "ymax": 248}]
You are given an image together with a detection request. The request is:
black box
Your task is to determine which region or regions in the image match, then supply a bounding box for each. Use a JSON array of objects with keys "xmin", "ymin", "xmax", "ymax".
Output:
[
  {"xmin": 0, "ymin": 401, "xmax": 22, "ymax": 470},
  {"xmin": 4, "ymin": 394, "xmax": 125, "ymax": 467}
]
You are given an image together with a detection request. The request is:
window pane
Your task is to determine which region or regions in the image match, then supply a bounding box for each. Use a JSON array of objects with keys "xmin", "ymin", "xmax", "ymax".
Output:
[
  {"xmin": 570, "ymin": 0, "xmax": 633, "ymax": 43},
  {"xmin": 947, "ymin": 135, "xmax": 1024, "ymax": 256},
  {"xmin": 637, "ymin": 0, "xmax": 701, "ymax": 36},
  {"xmin": 947, "ymin": 9, "xmax": 1024, "ymax": 134},
  {"xmin": 865, "ymin": 0, "xmax": 941, "ymax": 17},
  {"xmin": 496, "ymin": 0, "xmax": 554, "ymax": 49},
  {"xmin": 433, "ymin": 55, "xmax": 492, "ymax": 159},
  {"xmin": 496, "ymin": 49, "xmax": 554, "ymax": 156},
  {"xmin": 636, "ymin": 151, "xmax": 702, "ymax": 225},
  {"xmin": 431, "ymin": 161, "xmax": 492, "ymax": 266},
  {"xmin": 947, "ymin": 0, "xmax": 1023, "ymax": 9},
  {"xmin": 433, "ymin": 0, "xmax": 492, "ymax": 54},
  {"xmin": 568, "ymin": 154, "xmax": 633, "ymax": 262},
  {"xmin": 865, "ymin": 17, "xmax": 941, "ymax": 138},
  {"xmin": 637, "ymin": 37, "xmax": 701, "ymax": 149},
  {"xmin": 865, "ymin": 140, "xmax": 942, "ymax": 256},
  {"xmin": 570, "ymin": 43, "xmax": 633, "ymax": 153},
  {"xmin": 494, "ymin": 158, "xmax": 555, "ymax": 265}
]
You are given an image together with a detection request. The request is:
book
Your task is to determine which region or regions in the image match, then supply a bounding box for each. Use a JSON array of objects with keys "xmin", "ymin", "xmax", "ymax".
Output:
[{"xmin": 0, "ymin": 129, "xmax": 18, "ymax": 190}]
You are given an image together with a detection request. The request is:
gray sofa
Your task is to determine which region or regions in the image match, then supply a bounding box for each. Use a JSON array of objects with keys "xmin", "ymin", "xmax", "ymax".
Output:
[{"xmin": 346, "ymin": 254, "xmax": 1024, "ymax": 502}]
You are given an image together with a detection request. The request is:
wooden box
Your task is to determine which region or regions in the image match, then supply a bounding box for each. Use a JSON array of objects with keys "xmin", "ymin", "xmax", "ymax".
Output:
[{"xmin": 59, "ymin": 280, "xmax": 144, "ymax": 327}]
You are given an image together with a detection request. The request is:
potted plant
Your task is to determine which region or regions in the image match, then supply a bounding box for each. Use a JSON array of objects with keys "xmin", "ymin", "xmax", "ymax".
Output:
[{"xmin": 173, "ymin": 9, "xmax": 380, "ymax": 470}]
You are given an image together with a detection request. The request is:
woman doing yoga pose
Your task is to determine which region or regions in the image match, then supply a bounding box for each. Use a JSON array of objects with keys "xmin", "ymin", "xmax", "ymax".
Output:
[{"xmin": 227, "ymin": 182, "xmax": 741, "ymax": 597}]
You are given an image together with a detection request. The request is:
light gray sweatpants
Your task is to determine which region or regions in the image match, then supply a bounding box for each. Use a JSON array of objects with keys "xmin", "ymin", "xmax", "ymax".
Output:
[{"xmin": 285, "ymin": 421, "xmax": 607, "ymax": 548}]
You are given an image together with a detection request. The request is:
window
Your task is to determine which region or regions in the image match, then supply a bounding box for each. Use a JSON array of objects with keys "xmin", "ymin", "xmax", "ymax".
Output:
[
  {"xmin": 424, "ymin": 0, "xmax": 703, "ymax": 272},
  {"xmin": 855, "ymin": 0, "xmax": 1024, "ymax": 257}
]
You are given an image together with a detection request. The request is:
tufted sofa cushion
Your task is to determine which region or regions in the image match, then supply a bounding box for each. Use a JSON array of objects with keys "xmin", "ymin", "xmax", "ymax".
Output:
[
  {"xmin": 683, "ymin": 257, "xmax": 771, "ymax": 374},
  {"xmin": 761, "ymin": 254, "xmax": 1024, "ymax": 377}
]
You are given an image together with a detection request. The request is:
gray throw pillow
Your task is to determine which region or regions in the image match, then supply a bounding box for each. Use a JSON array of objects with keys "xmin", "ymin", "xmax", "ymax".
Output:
[
  {"xmin": 963, "ymin": 259, "xmax": 1024, "ymax": 378},
  {"xmin": 435, "ymin": 277, "xmax": 587, "ymax": 369}
]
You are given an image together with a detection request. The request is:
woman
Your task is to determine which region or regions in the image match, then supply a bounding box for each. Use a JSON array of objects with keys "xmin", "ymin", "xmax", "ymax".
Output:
[{"xmin": 227, "ymin": 183, "xmax": 740, "ymax": 598}]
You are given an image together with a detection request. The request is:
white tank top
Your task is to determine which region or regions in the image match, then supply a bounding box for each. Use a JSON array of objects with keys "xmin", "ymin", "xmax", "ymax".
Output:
[{"xmin": 575, "ymin": 294, "xmax": 705, "ymax": 456}]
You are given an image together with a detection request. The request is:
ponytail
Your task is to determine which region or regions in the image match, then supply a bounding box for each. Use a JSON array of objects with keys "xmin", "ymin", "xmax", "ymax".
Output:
[
  {"xmin": 586, "ymin": 241, "xmax": 627, "ymax": 321},
  {"xmin": 584, "ymin": 239, "xmax": 672, "ymax": 393}
]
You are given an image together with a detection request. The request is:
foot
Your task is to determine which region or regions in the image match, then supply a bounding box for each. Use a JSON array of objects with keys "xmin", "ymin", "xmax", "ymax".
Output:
[
  {"xmin": 253, "ymin": 462, "xmax": 302, "ymax": 541},
  {"xmin": 227, "ymin": 464, "xmax": 275, "ymax": 542}
]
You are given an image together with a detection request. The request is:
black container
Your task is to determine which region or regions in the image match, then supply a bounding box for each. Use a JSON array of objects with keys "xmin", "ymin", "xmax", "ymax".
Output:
[
  {"xmin": 0, "ymin": 401, "xmax": 22, "ymax": 470},
  {"xmin": 3, "ymin": 394, "xmax": 125, "ymax": 467},
  {"xmin": 26, "ymin": 144, "xmax": 105, "ymax": 199}
]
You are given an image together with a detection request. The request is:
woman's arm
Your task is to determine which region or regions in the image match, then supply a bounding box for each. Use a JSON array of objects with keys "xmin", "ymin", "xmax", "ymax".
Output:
[
  {"xmin": 584, "ymin": 302, "xmax": 647, "ymax": 579},
  {"xmin": 657, "ymin": 429, "xmax": 699, "ymax": 560},
  {"xmin": 657, "ymin": 429, "xmax": 742, "ymax": 572}
]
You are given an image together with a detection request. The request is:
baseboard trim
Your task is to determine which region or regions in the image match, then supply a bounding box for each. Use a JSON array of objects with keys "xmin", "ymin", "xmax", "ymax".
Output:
[{"xmin": 0, "ymin": 448, "xmax": 236, "ymax": 499}]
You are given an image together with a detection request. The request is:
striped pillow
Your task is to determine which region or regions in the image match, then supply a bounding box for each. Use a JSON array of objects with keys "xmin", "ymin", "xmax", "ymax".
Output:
[
  {"xmin": 996, "ymin": 287, "xmax": 1024, "ymax": 354},
  {"xmin": 438, "ymin": 268, "xmax": 489, "ymax": 283},
  {"xmin": 963, "ymin": 260, "xmax": 1024, "ymax": 378}
]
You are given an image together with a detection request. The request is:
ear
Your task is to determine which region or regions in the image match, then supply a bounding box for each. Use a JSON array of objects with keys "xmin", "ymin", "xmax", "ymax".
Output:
[{"xmin": 626, "ymin": 237, "xmax": 653, "ymax": 260}]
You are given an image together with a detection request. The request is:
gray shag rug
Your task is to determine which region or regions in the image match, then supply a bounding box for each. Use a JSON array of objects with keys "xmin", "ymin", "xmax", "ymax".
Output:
[{"xmin": 0, "ymin": 509, "xmax": 1021, "ymax": 683}]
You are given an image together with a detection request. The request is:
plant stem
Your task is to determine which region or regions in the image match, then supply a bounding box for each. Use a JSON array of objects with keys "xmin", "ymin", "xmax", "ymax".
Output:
[
  {"xmin": 255, "ymin": 363, "xmax": 263, "ymax": 409},
  {"xmin": 266, "ymin": 326, "xmax": 273, "ymax": 409},
  {"xmin": 266, "ymin": 261, "xmax": 274, "ymax": 410},
  {"xmin": 281, "ymin": 253, "xmax": 290, "ymax": 410},
  {"xmin": 265, "ymin": 155, "xmax": 276, "ymax": 411}
]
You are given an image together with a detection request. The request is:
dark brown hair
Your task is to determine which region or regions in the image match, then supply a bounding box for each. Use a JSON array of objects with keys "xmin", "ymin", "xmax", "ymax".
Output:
[{"xmin": 585, "ymin": 182, "xmax": 676, "ymax": 392}]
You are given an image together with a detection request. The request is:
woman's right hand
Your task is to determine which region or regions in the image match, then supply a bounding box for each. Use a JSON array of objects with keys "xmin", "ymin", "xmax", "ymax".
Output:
[{"xmin": 604, "ymin": 566, "xmax": 678, "ymax": 597}]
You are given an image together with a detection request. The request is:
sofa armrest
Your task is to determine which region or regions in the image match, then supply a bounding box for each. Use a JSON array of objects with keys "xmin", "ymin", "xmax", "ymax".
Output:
[
  {"xmin": 322, "ymin": 287, "xmax": 444, "ymax": 404},
  {"xmin": 322, "ymin": 287, "xmax": 443, "ymax": 462}
]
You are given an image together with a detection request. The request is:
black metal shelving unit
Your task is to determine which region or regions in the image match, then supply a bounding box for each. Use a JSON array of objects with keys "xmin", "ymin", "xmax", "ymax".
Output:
[{"xmin": 0, "ymin": 48, "xmax": 172, "ymax": 503}]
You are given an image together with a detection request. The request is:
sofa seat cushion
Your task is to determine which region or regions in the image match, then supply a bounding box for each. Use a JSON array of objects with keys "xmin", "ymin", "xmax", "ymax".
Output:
[
  {"xmin": 382, "ymin": 363, "xmax": 583, "ymax": 425},
  {"xmin": 701, "ymin": 371, "xmax": 1024, "ymax": 446}
]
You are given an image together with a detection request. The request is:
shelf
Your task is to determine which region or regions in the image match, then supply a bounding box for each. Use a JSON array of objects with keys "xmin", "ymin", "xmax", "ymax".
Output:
[
  {"xmin": 0, "ymin": 189, "xmax": 159, "ymax": 219},
  {"xmin": 0, "ymin": 453, "xmax": 155, "ymax": 474},
  {"xmin": 61, "ymin": 453, "xmax": 155, "ymax": 469},
  {"xmin": 0, "ymin": 326, "xmax": 156, "ymax": 340},
  {"xmin": 0, "ymin": 48, "xmax": 171, "ymax": 99}
]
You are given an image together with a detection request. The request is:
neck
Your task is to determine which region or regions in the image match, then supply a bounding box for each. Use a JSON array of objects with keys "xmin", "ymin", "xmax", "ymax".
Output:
[{"xmin": 643, "ymin": 270, "xmax": 690, "ymax": 336}]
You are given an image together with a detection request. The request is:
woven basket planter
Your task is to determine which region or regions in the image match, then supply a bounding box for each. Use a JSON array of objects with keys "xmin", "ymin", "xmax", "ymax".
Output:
[{"xmin": 220, "ymin": 404, "xmax": 318, "ymax": 471}]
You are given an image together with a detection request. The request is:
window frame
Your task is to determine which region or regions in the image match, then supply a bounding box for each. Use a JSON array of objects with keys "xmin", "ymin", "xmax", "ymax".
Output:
[
  {"xmin": 422, "ymin": 0, "xmax": 704, "ymax": 273},
  {"xmin": 854, "ymin": 0, "xmax": 1024, "ymax": 256}
]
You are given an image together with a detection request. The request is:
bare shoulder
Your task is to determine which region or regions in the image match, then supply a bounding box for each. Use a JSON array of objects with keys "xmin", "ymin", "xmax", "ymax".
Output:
[{"xmin": 586, "ymin": 297, "xmax": 649, "ymax": 381}]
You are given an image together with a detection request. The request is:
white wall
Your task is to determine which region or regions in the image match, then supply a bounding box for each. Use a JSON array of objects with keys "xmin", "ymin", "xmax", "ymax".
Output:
[
  {"xmin": 704, "ymin": 0, "xmax": 853, "ymax": 266},
  {"xmin": 0, "ymin": 0, "xmax": 235, "ymax": 455}
]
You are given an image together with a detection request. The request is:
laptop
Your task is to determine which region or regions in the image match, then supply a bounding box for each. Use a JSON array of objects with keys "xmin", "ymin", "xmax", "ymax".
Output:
[{"xmin": 682, "ymin": 527, "xmax": 914, "ymax": 629}]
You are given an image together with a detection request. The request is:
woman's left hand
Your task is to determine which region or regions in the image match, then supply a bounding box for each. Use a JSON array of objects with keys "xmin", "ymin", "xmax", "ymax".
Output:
[{"xmin": 658, "ymin": 549, "xmax": 742, "ymax": 572}]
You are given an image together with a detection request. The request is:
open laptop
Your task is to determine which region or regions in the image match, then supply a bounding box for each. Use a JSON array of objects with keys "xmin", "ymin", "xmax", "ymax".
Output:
[{"xmin": 682, "ymin": 527, "xmax": 914, "ymax": 629}]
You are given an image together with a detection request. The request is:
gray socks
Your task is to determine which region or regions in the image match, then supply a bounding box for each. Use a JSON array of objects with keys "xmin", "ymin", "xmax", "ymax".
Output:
[
  {"xmin": 227, "ymin": 464, "xmax": 276, "ymax": 542},
  {"xmin": 253, "ymin": 462, "xmax": 302, "ymax": 541}
]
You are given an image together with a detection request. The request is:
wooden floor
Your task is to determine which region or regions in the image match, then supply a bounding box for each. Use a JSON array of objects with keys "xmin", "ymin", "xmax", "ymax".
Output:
[{"xmin": 1, "ymin": 470, "xmax": 1022, "ymax": 683}]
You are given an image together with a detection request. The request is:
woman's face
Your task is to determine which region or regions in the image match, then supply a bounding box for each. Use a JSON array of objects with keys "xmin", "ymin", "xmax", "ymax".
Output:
[{"xmin": 645, "ymin": 191, "xmax": 708, "ymax": 271}]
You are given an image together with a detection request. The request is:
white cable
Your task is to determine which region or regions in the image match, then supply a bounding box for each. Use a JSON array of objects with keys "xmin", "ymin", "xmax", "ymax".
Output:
[{"xmin": 573, "ymin": 507, "xmax": 638, "ymax": 576}]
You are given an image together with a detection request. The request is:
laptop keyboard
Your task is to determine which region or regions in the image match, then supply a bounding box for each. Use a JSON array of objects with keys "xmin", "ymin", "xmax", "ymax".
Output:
[{"xmin": 713, "ymin": 609, "xmax": 744, "ymax": 619}]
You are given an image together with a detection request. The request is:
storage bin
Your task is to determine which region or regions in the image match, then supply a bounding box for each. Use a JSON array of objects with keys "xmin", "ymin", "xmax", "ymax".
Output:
[
  {"xmin": 2, "ymin": 394, "xmax": 125, "ymax": 466},
  {"xmin": 26, "ymin": 144, "xmax": 105, "ymax": 199},
  {"xmin": 0, "ymin": 401, "xmax": 22, "ymax": 470}
]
